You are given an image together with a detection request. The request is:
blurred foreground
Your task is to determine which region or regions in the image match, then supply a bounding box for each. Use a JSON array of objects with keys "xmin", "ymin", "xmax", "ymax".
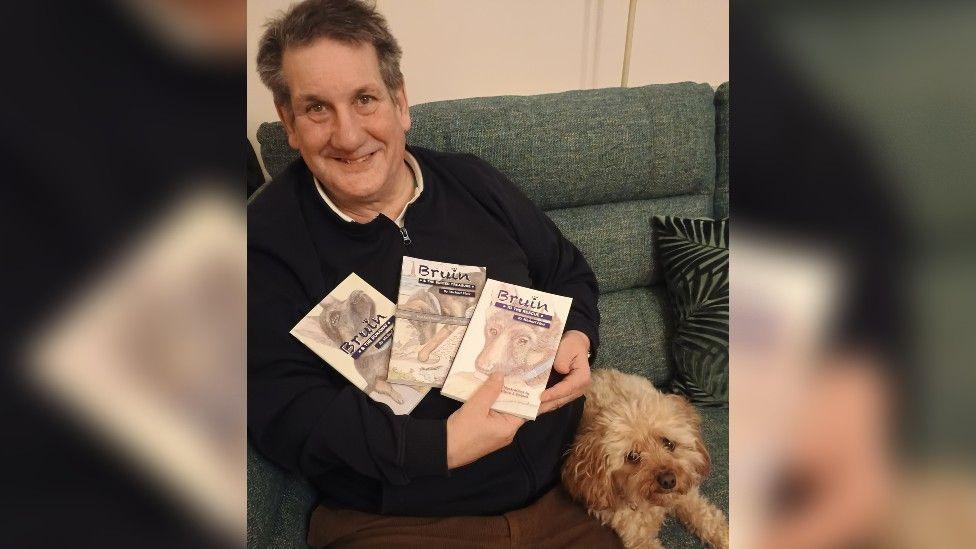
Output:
[
  {"xmin": 732, "ymin": 1, "xmax": 976, "ymax": 548},
  {"xmin": 0, "ymin": 1, "xmax": 244, "ymax": 547}
]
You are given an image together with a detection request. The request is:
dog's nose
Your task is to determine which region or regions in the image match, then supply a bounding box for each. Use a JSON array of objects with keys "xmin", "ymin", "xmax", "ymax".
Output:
[{"xmin": 657, "ymin": 471, "xmax": 676, "ymax": 490}]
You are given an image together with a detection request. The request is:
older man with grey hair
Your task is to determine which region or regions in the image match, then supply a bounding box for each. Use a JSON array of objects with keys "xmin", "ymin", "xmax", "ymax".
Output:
[{"xmin": 248, "ymin": 1, "xmax": 614, "ymax": 546}]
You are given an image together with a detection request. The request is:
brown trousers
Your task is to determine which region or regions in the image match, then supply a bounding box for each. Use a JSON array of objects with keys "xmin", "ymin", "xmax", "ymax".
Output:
[{"xmin": 307, "ymin": 485, "xmax": 625, "ymax": 548}]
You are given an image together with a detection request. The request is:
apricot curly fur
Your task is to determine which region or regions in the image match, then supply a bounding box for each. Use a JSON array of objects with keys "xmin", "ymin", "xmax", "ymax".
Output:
[{"xmin": 562, "ymin": 369, "xmax": 728, "ymax": 549}]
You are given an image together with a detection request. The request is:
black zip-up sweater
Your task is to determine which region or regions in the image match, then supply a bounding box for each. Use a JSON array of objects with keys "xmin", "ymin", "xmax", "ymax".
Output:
[{"xmin": 247, "ymin": 146, "xmax": 600, "ymax": 516}]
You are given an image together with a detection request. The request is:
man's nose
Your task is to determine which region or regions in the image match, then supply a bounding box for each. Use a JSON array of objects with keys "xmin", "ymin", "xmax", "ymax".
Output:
[{"xmin": 329, "ymin": 108, "xmax": 366, "ymax": 153}]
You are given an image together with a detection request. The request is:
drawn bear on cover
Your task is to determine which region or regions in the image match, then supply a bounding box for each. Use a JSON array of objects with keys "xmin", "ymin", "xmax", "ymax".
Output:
[
  {"xmin": 474, "ymin": 283, "xmax": 564, "ymax": 388},
  {"xmin": 317, "ymin": 289, "xmax": 404, "ymax": 404},
  {"xmin": 402, "ymin": 268, "xmax": 486, "ymax": 363}
]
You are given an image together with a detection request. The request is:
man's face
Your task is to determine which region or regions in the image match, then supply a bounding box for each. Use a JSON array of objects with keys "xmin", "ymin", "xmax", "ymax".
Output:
[{"xmin": 277, "ymin": 38, "xmax": 411, "ymax": 204}]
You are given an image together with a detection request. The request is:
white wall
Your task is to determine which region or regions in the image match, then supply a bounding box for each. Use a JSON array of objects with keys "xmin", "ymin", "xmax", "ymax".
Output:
[{"xmin": 247, "ymin": 0, "xmax": 729, "ymax": 173}]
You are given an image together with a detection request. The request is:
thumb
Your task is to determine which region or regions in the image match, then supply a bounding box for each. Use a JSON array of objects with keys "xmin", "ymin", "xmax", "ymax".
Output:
[
  {"xmin": 465, "ymin": 371, "xmax": 505, "ymax": 411},
  {"xmin": 552, "ymin": 343, "xmax": 575, "ymax": 375}
]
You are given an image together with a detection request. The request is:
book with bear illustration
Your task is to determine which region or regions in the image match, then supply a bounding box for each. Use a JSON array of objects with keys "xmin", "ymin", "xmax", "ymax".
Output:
[
  {"xmin": 387, "ymin": 257, "xmax": 486, "ymax": 388},
  {"xmin": 440, "ymin": 279, "xmax": 572, "ymax": 420},
  {"xmin": 290, "ymin": 272, "xmax": 428, "ymax": 415}
]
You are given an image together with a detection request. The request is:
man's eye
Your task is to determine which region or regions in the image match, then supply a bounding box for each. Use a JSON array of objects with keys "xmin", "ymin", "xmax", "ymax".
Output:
[
  {"xmin": 306, "ymin": 103, "xmax": 324, "ymax": 114},
  {"xmin": 356, "ymin": 95, "xmax": 375, "ymax": 106}
]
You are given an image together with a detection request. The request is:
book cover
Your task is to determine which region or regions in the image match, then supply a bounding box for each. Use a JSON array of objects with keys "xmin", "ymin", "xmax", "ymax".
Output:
[
  {"xmin": 440, "ymin": 279, "xmax": 573, "ymax": 420},
  {"xmin": 388, "ymin": 257, "xmax": 486, "ymax": 387},
  {"xmin": 290, "ymin": 273, "xmax": 428, "ymax": 415}
]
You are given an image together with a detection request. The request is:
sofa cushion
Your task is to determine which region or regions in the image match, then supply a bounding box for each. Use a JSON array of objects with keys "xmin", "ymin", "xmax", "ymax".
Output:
[
  {"xmin": 547, "ymin": 195, "xmax": 711, "ymax": 294},
  {"xmin": 654, "ymin": 216, "xmax": 729, "ymax": 405},
  {"xmin": 592, "ymin": 285, "xmax": 672, "ymax": 387},
  {"xmin": 407, "ymin": 83, "xmax": 717, "ymax": 212},
  {"xmin": 248, "ymin": 445, "xmax": 317, "ymax": 549}
]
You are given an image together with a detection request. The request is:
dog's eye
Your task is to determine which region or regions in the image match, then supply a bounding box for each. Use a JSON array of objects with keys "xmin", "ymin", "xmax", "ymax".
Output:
[
  {"xmin": 662, "ymin": 438, "xmax": 676, "ymax": 452},
  {"xmin": 626, "ymin": 450, "xmax": 641, "ymax": 463}
]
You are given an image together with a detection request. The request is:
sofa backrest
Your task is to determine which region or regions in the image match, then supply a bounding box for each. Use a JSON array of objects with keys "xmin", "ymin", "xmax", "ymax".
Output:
[{"xmin": 256, "ymin": 81, "xmax": 728, "ymax": 387}]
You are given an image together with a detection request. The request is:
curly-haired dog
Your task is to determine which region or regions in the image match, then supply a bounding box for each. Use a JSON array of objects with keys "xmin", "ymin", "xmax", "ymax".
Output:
[
  {"xmin": 562, "ymin": 369, "xmax": 728, "ymax": 549},
  {"xmin": 318, "ymin": 289, "xmax": 404, "ymax": 404}
]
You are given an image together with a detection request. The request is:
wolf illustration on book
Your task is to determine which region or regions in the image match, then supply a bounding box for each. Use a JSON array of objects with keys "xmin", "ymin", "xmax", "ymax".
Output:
[
  {"xmin": 473, "ymin": 283, "xmax": 565, "ymax": 388},
  {"xmin": 402, "ymin": 269, "xmax": 486, "ymax": 363},
  {"xmin": 317, "ymin": 289, "xmax": 404, "ymax": 404}
]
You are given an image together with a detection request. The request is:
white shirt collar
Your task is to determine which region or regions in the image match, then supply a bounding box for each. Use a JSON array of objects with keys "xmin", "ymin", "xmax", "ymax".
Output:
[{"xmin": 314, "ymin": 150, "xmax": 424, "ymax": 228}]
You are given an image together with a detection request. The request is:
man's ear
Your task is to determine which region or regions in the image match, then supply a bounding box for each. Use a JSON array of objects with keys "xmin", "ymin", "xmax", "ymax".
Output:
[
  {"xmin": 393, "ymin": 85, "xmax": 411, "ymax": 132},
  {"xmin": 275, "ymin": 102, "xmax": 300, "ymax": 150}
]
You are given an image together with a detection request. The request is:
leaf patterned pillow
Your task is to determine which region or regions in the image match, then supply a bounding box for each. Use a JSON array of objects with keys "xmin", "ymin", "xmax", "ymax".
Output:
[{"xmin": 653, "ymin": 216, "xmax": 729, "ymax": 406}]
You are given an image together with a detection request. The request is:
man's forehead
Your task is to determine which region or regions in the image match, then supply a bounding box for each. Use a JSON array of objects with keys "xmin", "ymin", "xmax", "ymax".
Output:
[{"xmin": 281, "ymin": 37, "xmax": 384, "ymax": 96}]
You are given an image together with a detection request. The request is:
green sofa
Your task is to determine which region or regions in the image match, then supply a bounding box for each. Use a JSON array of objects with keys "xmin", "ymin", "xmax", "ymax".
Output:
[{"xmin": 249, "ymin": 81, "xmax": 730, "ymax": 548}]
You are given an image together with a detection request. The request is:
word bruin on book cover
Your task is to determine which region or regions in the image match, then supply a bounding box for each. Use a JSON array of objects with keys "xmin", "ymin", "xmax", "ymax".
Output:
[
  {"xmin": 388, "ymin": 257, "xmax": 486, "ymax": 387},
  {"xmin": 290, "ymin": 273, "xmax": 428, "ymax": 415},
  {"xmin": 441, "ymin": 279, "xmax": 573, "ymax": 420}
]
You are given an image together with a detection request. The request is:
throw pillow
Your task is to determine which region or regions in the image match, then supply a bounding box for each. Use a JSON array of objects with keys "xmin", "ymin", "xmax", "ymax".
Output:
[{"xmin": 653, "ymin": 216, "xmax": 729, "ymax": 406}]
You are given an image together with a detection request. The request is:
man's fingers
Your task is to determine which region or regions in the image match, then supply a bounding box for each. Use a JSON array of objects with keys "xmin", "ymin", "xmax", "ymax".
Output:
[
  {"xmin": 552, "ymin": 330, "xmax": 590, "ymax": 374},
  {"xmin": 552, "ymin": 346, "xmax": 575, "ymax": 374},
  {"xmin": 488, "ymin": 410, "xmax": 526, "ymax": 427},
  {"xmin": 541, "ymin": 367, "xmax": 589, "ymax": 403},
  {"xmin": 465, "ymin": 371, "xmax": 505, "ymax": 411},
  {"xmin": 539, "ymin": 393, "xmax": 581, "ymax": 414}
]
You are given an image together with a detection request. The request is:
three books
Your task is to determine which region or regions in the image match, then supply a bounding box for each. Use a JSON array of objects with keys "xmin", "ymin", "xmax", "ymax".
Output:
[{"xmin": 290, "ymin": 257, "xmax": 573, "ymax": 420}]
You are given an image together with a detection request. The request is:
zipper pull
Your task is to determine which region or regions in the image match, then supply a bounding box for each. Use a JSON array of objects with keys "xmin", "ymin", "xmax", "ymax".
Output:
[{"xmin": 399, "ymin": 226, "xmax": 412, "ymax": 246}]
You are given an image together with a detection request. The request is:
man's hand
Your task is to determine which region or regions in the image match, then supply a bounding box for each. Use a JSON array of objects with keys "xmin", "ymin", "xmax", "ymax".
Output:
[
  {"xmin": 446, "ymin": 372, "xmax": 525, "ymax": 469},
  {"xmin": 539, "ymin": 330, "xmax": 591, "ymax": 414}
]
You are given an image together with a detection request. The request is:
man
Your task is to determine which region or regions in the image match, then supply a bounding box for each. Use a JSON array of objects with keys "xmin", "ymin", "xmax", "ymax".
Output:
[{"xmin": 249, "ymin": 0, "xmax": 617, "ymax": 546}]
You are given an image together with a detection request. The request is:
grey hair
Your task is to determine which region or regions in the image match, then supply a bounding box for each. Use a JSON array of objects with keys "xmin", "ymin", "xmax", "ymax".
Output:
[{"xmin": 257, "ymin": 0, "xmax": 404, "ymax": 107}]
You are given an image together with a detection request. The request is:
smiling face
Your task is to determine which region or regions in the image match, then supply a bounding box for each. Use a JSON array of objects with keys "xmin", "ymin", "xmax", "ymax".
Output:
[{"xmin": 277, "ymin": 37, "xmax": 412, "ymax": 207}]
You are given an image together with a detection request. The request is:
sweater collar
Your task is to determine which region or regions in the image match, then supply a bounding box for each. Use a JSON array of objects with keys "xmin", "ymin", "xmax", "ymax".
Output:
[{"xmin": 297, "ymin": 145, "xmax": 432, "ymax": 236}]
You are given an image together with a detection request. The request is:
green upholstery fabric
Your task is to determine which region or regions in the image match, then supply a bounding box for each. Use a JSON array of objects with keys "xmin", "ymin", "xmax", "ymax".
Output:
[
  {"xmin": 714, "ymin": 82, "xmax": 730, "ymax": 219},
  {"xmin": 251, "ymin": 82, "xmax": 730, "ymax": 548},
  {"xmin": 407, "ymin": 84, "xmax": 716, "ymax": 211},
  {"xmin": 248, "ymin": 446, "xmax": 317, "ymax": 548},
  {"xmin": 548, "ymin": 195, "xmax": 710, "ymax": 293},
  {"xmin": 591, "ymin": 286, "xmax": 672, "ymax": 386},
  {"xmin": 256, "ymin": 122, "xmax": 296, "ymax": 181}
]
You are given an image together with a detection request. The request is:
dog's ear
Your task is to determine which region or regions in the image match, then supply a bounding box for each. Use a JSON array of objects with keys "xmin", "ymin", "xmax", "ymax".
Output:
[
  {"xmin": 318, "ymin": 308, "xmax": 340, "ymax": 344},
  {"xmin": 694, "ymin": 435, "xmax": 711, "ymax": 479},
  {"xmin": 349, "ymin": 290, "xmax": 375, "ymax": 320},
  {"xmin": 562, "ymin": 423, "xmax": 618, "ymax": 511},
  {"xmin": 666, "ymin": 393, "xmax": 710, "ymax": 478},
  {"xmin": 666, "ymin": 393, "xmax": 702, "ymax": 431}
]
